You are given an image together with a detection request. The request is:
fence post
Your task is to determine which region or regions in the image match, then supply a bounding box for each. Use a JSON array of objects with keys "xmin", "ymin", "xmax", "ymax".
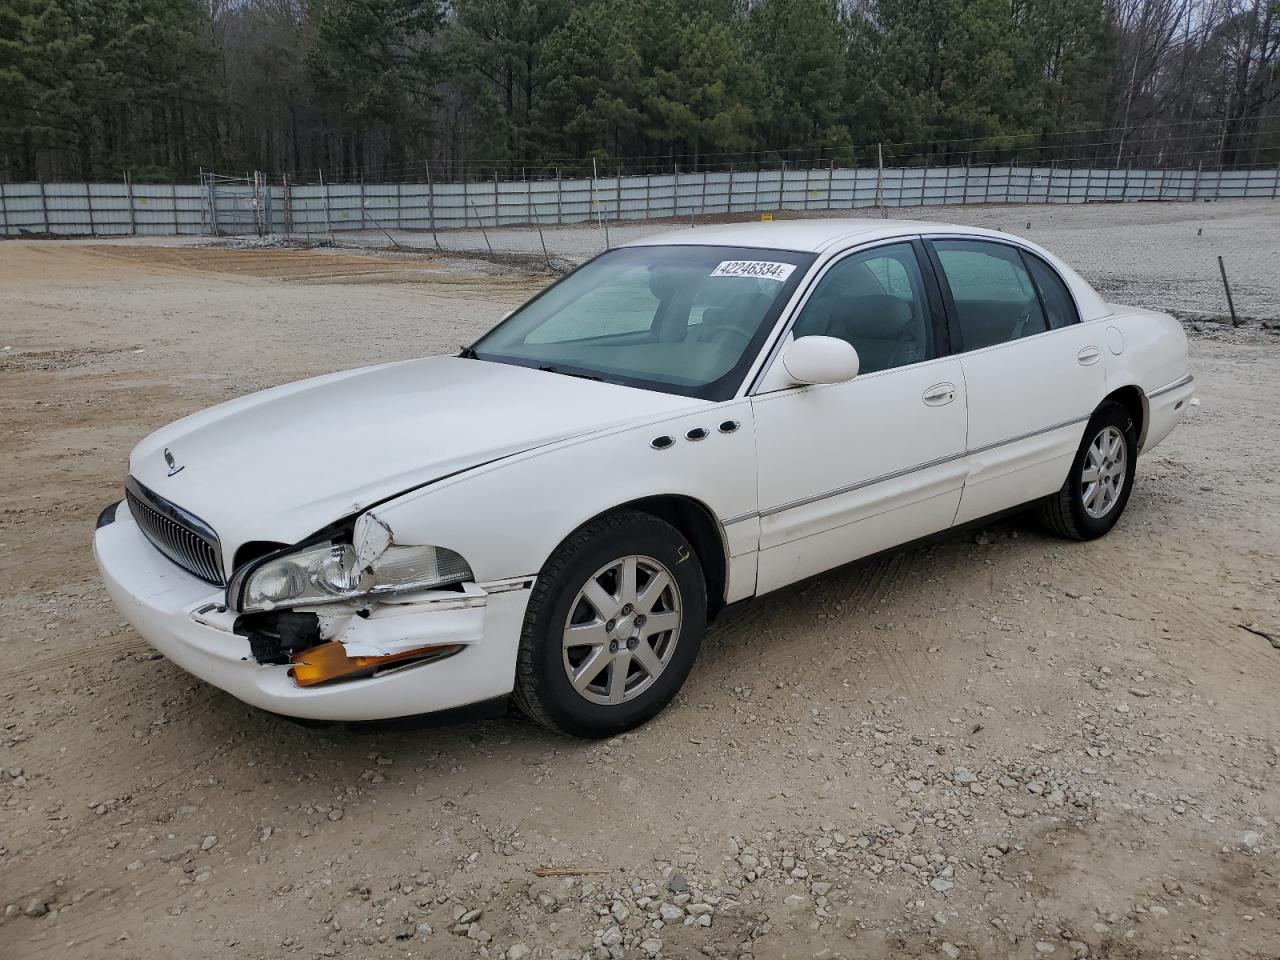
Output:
[
  {"xmin": 0, "ymin": 182, "xmax": 8, "ymax": 237},
  {"xmin": 615, "ymin": 168, "xmax": 621, "ymax": 221},
  {"xmin": 753, "ymin": 167, "xmax": 761, "ymax": 214},
  {"xmin": 673, "ymin": 163, "xmax": 679, "ymax": 218},
  {"xmin": 1191, "ymin": 161, "xmax": 1201, "ymax": 201},
  {"xmin": 590, "ymin": 157, "xmax": 598, "ymax": 226},
  {"xmin": 875, "ymin": 143, "xmax": 884, "ymax": 211},
  {"xmin": 493, "ymin": 170, "xmax": 500, "ymax": 227},
  {"xmin": 125, "ymin": 172, "xmax": 136, "ymax": 234},
  {"xmin": 170, "ymin": 183, "xmax": 179, "ymax": 235},
  {"xmin": 320, "ymin": 169, "xmax": 333, "ymax": 240},
  {"xmin": 394, "ymin": 180, "xmax": 401, "ymax": 231},
  {"xmin": 778, "ymin": 159, "xmax": 785, "ymax": 209},
  {"xmin": 425, "ymin": 161, "xmax": 440, "ymax": 251},
  {"xmin": 556, "ymin": 167, "xmax": 563, "ymax": 225},
  {"xmin": 645, "ymin": 173, "xmax": 652, "ymax": 220},
  {"xmin": 359, "ymin": 177, "xmax": 366, "ymax": 232},
  {"xmin": 1273, "ymin": 161, "xmax": 1279, "ymax": 200},
  {"xmin": 84, "ymin": 183, "xmax": 95, "ymax": 235},
  {"xmin": 38, "ymin": 179, "xmax": 49, "ymax": 234}
]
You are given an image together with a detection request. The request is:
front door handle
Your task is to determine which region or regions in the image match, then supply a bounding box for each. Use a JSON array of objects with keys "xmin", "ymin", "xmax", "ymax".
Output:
[
  {"xmin": 1077, "ymin": 346, "xmax": 1101, "ymax": 365},
  {"xmin": 923, "ymin": 382, "xmax": 957, "ymax": 406}
]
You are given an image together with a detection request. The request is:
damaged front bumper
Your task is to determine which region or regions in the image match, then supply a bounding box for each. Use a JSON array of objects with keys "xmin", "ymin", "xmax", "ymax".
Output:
[{"xmin": 93, "ymin": 502, "xmax": 533, "ymax": 721}]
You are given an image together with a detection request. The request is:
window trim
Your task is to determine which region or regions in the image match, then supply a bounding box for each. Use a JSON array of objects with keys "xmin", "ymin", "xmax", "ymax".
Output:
[{"xmin": 745, "ymin": 237, "xmax": 948, "ymax": 395}]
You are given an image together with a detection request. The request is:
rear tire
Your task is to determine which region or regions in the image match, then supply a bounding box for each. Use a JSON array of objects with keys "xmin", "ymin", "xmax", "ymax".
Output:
[
  {"xmin": 1037, "ymin": 401, "xmax": 1138, "ymax": 541},
  {"xmin": 512, "ymin": 510, "xmax": 706, "ymax": 738}
]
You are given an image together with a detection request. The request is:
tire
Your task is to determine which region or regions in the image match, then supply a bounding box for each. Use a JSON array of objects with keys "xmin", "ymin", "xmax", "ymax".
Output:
[
  {"xmin": 1037, "ymin": 401, "xmax": 1138, "ymax": 541},
  {"xmin": 512, "ymin": 510, "xmax": 707, "ymax": 738}
]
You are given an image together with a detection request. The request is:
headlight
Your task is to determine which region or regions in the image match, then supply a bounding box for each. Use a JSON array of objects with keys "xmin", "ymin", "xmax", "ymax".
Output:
[{"xmin": 235, "ymin": 541, "xmax": 473, "ymax": 613}]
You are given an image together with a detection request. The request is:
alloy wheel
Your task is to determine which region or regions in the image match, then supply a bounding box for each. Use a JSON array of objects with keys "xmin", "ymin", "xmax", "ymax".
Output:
[
  {"xmin": 561, "ymin": 555, "xmax": 682, "ymax": 705},
  {"xmin": 1082, "ymin": 425, "xmax": 1128, "ymax": 519}
]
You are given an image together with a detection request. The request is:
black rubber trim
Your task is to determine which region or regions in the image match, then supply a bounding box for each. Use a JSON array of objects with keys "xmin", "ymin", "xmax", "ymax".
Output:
[{"xmin": 96, "ymin": 500, "xmax": 120, "ymax": 529}]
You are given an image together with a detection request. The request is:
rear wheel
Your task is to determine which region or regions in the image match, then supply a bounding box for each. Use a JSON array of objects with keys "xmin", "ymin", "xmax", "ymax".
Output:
[
  {"xmin": 512, "ymin": 510, "xmax": 706, "ymax": 738},
  {"xmin": 1037, "ymin": 401, "xmax": 1138, "ymax": 541}
]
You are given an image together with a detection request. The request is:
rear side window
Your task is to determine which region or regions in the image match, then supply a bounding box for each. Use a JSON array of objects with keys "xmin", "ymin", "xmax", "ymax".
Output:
[
  {"xmin": 931, "ymin": 240, "xmax": 1048, "ymax": 350},
  {"xmin": 1025, "ymin": 254, "xmax": 1079, "ymax": 329}
]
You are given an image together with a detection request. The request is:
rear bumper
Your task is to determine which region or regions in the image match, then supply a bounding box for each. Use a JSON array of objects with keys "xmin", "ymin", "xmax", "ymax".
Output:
[
  {"xmin": 1142, "ymin": 373, "xmax": 1196, "ymax": 453},
  {"xmin": 94, "ymin": 503, "xmax": 531, "ymax": 721}
]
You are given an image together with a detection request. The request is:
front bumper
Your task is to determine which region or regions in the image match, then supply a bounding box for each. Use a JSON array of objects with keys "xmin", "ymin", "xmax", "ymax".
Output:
[{"xmin": 93, "ymin": 503, "xmax": 532, "ymax": 721}]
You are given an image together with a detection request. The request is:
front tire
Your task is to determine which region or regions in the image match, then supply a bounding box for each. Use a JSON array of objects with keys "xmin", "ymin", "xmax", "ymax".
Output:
[
  {"xmin": 1038, "ymin": 401, "xmax": 1138, "ymax": 540},
  {"xmin": 512, "ymin": 510, "xmax": 707, "ymax": 738}
]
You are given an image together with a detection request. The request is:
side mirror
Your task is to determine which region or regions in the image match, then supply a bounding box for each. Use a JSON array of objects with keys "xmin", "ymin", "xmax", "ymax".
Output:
[{"xmin": 781, "ymin": 336, "xmax": 860, "ymax": 385}]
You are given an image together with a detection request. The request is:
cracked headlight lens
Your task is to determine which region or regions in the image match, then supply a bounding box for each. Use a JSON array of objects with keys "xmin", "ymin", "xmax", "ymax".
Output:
[
  {"xmin": 241, "ymin": 543, "xmax": 365, "ymax": 612},
  {"xmin": 235, "ymin": 542, "xmax": 473, "ymax": 614}
]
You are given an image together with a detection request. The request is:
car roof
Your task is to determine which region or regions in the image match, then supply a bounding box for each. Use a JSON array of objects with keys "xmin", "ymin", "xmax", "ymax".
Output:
[{"xmin": 623, "ymin": 218, "xmax": 1011, "ymax": 254}]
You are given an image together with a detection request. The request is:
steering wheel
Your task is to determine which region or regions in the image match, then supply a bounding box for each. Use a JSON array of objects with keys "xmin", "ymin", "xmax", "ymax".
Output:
[{"xmin": 705, "ymin": 325, "xmax": 753, "ymax": 351}]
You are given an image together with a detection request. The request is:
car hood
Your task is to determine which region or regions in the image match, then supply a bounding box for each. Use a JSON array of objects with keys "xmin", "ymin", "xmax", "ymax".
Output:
[{"xmin": 128, "ymin": 356, "xmax": 704, "ymax": 564}]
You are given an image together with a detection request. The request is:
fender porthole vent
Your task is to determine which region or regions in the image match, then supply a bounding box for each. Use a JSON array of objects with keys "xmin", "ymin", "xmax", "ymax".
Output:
[{"xmin": 650, "ymin": 435, "xmax": 675, "ymax": 450}]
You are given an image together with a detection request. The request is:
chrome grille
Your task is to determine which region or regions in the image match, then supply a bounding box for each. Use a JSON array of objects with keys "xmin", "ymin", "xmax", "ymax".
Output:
[{"xmin": 125, "ymin": 478, "xmax": 225, "ymax": 585}]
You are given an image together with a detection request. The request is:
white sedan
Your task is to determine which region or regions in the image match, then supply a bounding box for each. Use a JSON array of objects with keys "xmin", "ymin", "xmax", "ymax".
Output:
[{"xmin": 94, "ymin": 219, "xmax": 1194, "ymax": 736}]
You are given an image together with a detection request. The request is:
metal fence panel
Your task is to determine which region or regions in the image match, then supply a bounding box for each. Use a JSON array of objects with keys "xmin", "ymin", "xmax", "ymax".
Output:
[{"xmin": 3, "ymin": 165, "xmax": 1278, "ymax": 238}]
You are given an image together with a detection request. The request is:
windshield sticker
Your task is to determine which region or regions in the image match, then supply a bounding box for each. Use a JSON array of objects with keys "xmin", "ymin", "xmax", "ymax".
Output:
[{"xmin": 710, "ymin": 260, "xmax": 796, "ymax": 282}]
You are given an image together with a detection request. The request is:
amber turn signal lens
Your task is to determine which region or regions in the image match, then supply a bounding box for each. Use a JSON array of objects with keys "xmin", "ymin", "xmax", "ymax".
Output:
[{"xmin": 289, "ymin": 641, "xmax": 462, "ymax": 688}]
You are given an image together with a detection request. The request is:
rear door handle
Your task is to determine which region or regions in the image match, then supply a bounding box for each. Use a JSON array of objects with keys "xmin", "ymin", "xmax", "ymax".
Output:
[
  {"xmin": 1077, "ymin": 346, "xmax": 1101, "ymax": 365},
  {"xmin": 923, "ymin": 382, "xmax": 957, "ymax": 406}
]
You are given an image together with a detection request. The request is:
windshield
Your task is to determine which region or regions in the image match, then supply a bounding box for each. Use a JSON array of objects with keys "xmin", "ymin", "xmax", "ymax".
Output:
[{"xmin": 469, "ymin": 245, "xmax": 815, "ymax": 400}]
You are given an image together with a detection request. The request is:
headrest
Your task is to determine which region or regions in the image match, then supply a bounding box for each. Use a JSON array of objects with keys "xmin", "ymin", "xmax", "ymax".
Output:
[
  {"xmin": 649, "ymin": 266, "xmax": 702, "ymax": 300},
  {"xmin": 831, "ymin": 295, "xmax": 912, "ymax": 340}
]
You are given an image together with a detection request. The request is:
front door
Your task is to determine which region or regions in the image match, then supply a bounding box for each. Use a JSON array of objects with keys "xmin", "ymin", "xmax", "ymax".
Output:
[{"xmin": 751, "ymin": 241, "xmax": 968, "ymax": 594}]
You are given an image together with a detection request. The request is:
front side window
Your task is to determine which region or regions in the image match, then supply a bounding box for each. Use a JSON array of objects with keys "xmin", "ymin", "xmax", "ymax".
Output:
[
  {"xmin": 931, "ymin": 239, "xmax": 1049, "ymax": 350},
  {"xmin": 471, "ymin": 245, "xmax": 814, "ymax": 400},
  {"xmin": 790, "ymin": 242, "xmax": 935, "ymax": 374}
]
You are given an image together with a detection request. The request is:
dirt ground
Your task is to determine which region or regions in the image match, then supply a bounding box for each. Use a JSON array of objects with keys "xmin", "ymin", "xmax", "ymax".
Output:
[{"xmin": 1, "ymin": 220, "xmax": 1278, "ymax": 960}]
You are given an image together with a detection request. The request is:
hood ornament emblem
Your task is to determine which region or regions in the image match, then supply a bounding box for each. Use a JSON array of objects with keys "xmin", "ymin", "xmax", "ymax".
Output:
[{"xmin": 164, "ymin": 447, "xmax": 185, "ymax": 477}]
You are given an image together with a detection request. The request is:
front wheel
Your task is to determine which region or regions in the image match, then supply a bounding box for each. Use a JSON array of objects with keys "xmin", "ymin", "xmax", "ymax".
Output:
[
  {"xmin": 512, "ymin": 510, "xmax": 706, "ymax": 738},
  {"xmin": 1037, "ymin": 401, "xmax": 1138, "ymax": 540}
]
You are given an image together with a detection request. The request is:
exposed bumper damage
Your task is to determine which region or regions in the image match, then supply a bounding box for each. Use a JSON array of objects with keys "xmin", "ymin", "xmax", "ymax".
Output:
[{"xmin": 94, "ymin": 501, "xmax": 534, "ymax": 721}]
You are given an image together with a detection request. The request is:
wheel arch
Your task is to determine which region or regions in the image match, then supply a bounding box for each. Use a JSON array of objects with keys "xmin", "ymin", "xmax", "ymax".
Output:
[
  {"xmin": 1101, "ymin": 384, "xmax": 1148, "ymax": 450},
  {"xmin": 578, "ymin": 494, "xmax": 730, "ymax": 619}
]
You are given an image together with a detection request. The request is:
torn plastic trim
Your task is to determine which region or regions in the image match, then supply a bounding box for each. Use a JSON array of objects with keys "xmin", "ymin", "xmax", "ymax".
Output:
[{"xmin": 219, "ymin": 576, "xmax": 536, "ymax": 670}]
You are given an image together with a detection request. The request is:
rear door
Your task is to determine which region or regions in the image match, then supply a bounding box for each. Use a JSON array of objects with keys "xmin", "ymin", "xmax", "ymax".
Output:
[{"xmin": 925, "ymin": 237, "xmax": 1106, "ymax": 524}]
